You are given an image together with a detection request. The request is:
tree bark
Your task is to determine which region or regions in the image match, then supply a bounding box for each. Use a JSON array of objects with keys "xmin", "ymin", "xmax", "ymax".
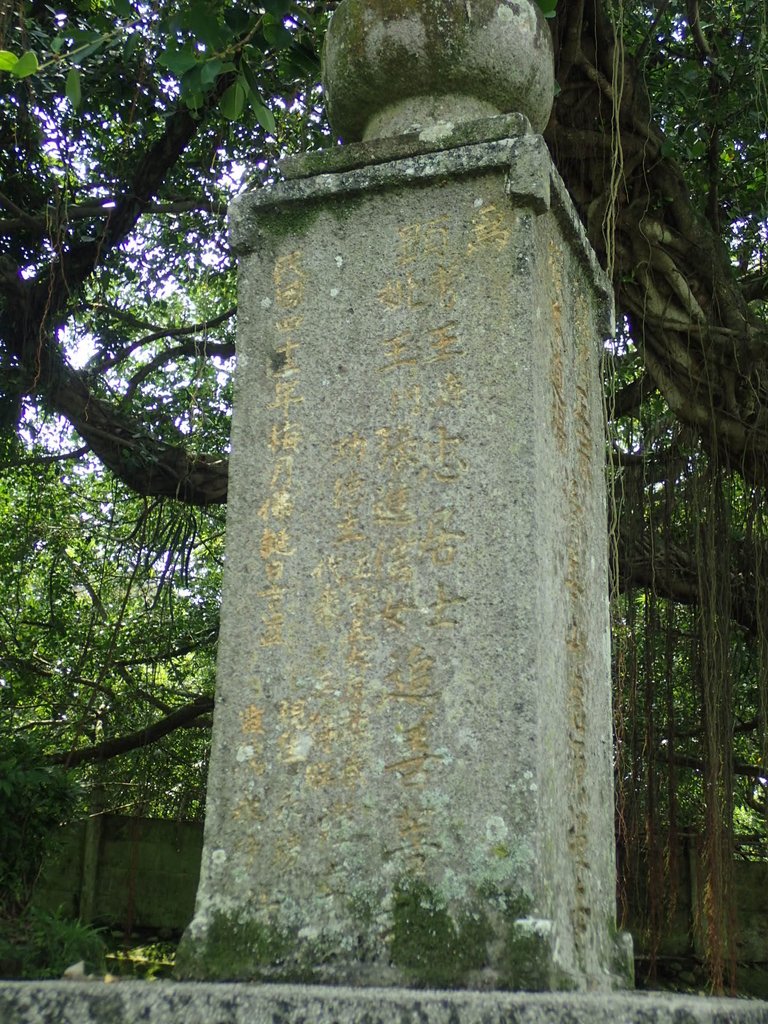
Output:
[{"xmin": 548, "ymin": 0, "xmax": 768, "ymax": 479}]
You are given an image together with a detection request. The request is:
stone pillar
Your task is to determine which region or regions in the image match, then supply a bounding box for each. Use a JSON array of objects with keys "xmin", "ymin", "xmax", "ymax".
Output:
[{"xmin": 178, "ymin": 0, "xmax": 633, "ymax": 991}]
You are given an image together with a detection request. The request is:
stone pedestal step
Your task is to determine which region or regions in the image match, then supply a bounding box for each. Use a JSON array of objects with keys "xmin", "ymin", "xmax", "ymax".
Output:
[{"xmin": 1, "ymin": 982, "xmax": 767, "ymax": 1024}]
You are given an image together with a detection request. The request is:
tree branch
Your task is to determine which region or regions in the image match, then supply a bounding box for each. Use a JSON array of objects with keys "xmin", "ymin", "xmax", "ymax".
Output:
[
  {"xmin": 24, "ymin": 73, "xmax": 235, "ymax": 319},
  {"xmin": 124, "ymin": 340, "xmax": 235, "ymax": 399},
  {"xmin": 548, "ymin": 0, "xmax": 768, "ymax": 481},
  {"xmin": 112, "ymin": 627, "xmax": 219, "ymax": 667},
  {"xmin": 89, "ymin": 305, "xmax": 236, "ymax": 376},
  {"xmin": 609, "ymin": 371, "xmax": 656, "ymax": 419},
  {"xmin": 47, "ymin": 695, "xmax": 214, "ymax": 767},
  {"xmin": 742, "ymin": 272, "xmax": 768, "ymax": 304},
  {"xmin": 48, "ymin": 361, "xmax": 230, "ymax": 505},
  {"xmin": 660, "ymin": 751, "xmax": 767, "ymax": 781},
  {"xmin": 0, "ymin": 198, "xmax": 228, "ymax": 234},
  {"xmin": 0, "ymin": 72, "xmax": 237, "ymax": 504}
]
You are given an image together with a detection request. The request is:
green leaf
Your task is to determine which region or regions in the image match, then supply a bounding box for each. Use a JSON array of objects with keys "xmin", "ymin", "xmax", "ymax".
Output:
[
  {"xmin": 65, "ymin": 67, "xmax": 82, "ymax": 109},
  {"xmin": 220, "ymin": 79, "xmax": 246, "ymax": 121},
  {"xmin": 262, "ymin": 0, "xmax": 293, "ymax": 14},
  {"xmin": 71, "ymin": 38, "xmax": 107, "ymax": 66},
  {"xmin": 10, "ymin": 50, "xmax": 39, "ymax": 78},
  {"xmin": 113, "ymin": 0, "xmax": 132, "ymax": 17},
  {"xmin": 67, "ymin": 28, "xmax": 101, "ymax": 45},
  {"xmin": 180, "ymin": 63, "xmax": 204, "ymax": 98},
  {"xmin": 263, "ymin": 17, "xmax": 293, "ymax": 50},
  {"xmin": 158, "ymin": 44, "xmax": 199, "ymax": 78},
  {"xmin": 284, "ymin": 46, "xmax": 319, "ymax": 77},
  {"xmin": 200, "ymin": 57, "xmax": 224, "ymax": 87},
  {"xmin": 250, "ymin": 97, "xmax": 276, "ymax": 135},
  {"xmin": 0, "ymin": 50, "xmax": 18, "ymax": 71},
  {"xmin": 124, "ymin": 31, "xmax": 141, "ymax": 61},
  {"xmin": 535, "ymin": 0, "xmax": 558, "ymax": 17},
  {"xmin": 185, "ymin": 90, "xmax": 204, "ymax": 113},
  {"xmin": 224, "ymin": 8, "xmax": 251, "ymax": 34},
  {"xmin": 181, "ymin": 1, "xmax": 229, "ymax": 50},
  {"xmin": 241, "ymin": 59, "xmax": 277, "ymax": 133},
  {"xmin": 240, "ymin": 57, "xmax": 261, "ymax": 97}
]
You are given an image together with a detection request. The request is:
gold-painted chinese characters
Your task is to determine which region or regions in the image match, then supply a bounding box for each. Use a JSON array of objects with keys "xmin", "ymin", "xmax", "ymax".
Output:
[{"xmin": 257, "ymin": 249, "xmax": 306, "ymax": 649}]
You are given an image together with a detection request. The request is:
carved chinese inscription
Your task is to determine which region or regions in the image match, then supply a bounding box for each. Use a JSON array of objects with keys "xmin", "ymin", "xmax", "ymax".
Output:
[
  {"xmin": 249, "ymin": 211, "xmax": 478, "ymax": 873},
  {"xmin": 257, "ymin": 249, "xmax": 306, "ymax": 651}
]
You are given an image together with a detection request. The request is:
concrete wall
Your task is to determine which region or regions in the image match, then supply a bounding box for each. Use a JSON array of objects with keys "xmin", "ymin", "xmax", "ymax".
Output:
[{"xmin": 32, "ymin": 815, "xmax": 202, "ymax": 934}]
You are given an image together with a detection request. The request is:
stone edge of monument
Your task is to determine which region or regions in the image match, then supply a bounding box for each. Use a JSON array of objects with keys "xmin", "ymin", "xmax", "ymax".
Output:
[
  {"xmin": 228, "ymin": 137, "xmax": 533, "ymax": 252},
  {"xmin": 279, "ymin": 112, "xmax": 531, "ymax": 180},
  {"xmin": 1, "ymin": 982, "xmax": 768, "ymax": 1024}
]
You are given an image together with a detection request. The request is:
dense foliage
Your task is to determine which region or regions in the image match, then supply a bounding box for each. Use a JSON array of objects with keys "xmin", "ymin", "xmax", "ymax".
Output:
[
  {"xmin": 0, "ymin": 0, "xmax": 329, "ymax": 815},
  {"xmin": 0, "ymin": 734, "xmax": 105, "ymax": 980},
  {"xmin": 0, "ymin": 735, "xmax": 77, "ymax": 916},
  {"xmin": 0, "ymin": 0, "xmax": 766, "ymax": 991}
]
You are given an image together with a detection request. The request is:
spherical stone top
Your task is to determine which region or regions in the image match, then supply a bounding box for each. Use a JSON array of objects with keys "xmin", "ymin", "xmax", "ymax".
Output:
[{"xmin": 321, "ymin": 0, "xmax": 555, "ymax": 143}]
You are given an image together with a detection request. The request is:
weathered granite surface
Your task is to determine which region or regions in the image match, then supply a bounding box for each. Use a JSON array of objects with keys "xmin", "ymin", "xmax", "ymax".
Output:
[
  {"xmin": 2, "ymin": 982, "xmax": 768, "ymax": 1024},
  {"xmin": 279, "ymin": 112, "xmax": 532, "ymax": 182},
  {"xmin": 321, "ymin": 0, "xmax": 555, "ymax": 140},
  {"xmin": 177, "ymin": 120, "xmax": 629, "ymax": 989}
]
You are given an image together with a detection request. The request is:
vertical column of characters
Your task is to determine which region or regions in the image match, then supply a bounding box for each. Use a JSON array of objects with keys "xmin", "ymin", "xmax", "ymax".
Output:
[
  {"xmin": 373, "ymin": 215, "xmax": 472, "ymax": 869},
  {"xmin": 547, "ymin": 236, "xmax": 594, "ymax": 958},
  {"xmin": 301, "ymin": 430, "xmax": 374, "ymax": 803},
  {"xmin": 375, "ymin": 416, "xmax": 434, "ymax": 869},
  {"xmin": 257, "ymin": 249, "xmax": 306, "ymax": 651},
  {"xmin": 258, "ymin": 250, "xmax": 309, "ymax": 873},
  {"xmin": 229, "ymin": 250, "xmax": 307, "ymax": 871},
  {"xmin": 565, "ymin": 309, "xmax": 600, "ymax": 957},
  {"xmin": 331, "ymin": 431, "xmax": 373, "ymax": 791},
  {"xmin": 230, "ymin": 697, "xmax": 267, "ymax": 865},
  {"xmin": 419, "ymin": 313, "xmax": 470, "ymax": 626}
]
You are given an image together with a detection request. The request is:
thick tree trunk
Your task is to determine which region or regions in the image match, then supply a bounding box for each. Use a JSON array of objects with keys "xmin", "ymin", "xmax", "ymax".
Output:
[{"xmin": 548, "ymin": 0, "xmax": 767, "ymax": 479}]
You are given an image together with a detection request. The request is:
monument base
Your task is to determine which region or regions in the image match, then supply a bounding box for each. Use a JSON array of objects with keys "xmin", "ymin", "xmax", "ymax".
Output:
[
  {"xmin": 1, "ymin": 981, "xmax": 767, "ymax": 1024},
  {"xmin": 176, "ymin": 905, "xmax": 634, "ymax": 991}
]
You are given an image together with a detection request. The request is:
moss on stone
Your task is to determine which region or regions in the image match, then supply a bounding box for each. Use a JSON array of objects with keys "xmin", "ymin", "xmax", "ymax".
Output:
[
  {"xmin": 175, "ymin": 887, "xmax": 621, "ymax": 990},
  {"xmin": 497, "ymin": 921, "xmax": 556, "ymax": 991},
  {"xmin": 347, "ymin": 888, "xmax": 377, "ymax": 927},
  {"xmin": 468, "ymin": 884, "xmax": 577, "ymax": 991},
  {"xmin": 608, "ymin": 921, "xmax": 636, "ymax": 990},
  {"xmin": 389, "ymin": 879, "xmax": 490, "ymax": 988},
  {"xmin": 476, "ymin": 880, "xmax": 532, "ymax": 919},
  {"xmin": 259, "ymin": 199, "xmax": 324, "ymax": 242},
  {"xmin": 175, "ymin": 912, "xmax": 292, "ymax": 982}
]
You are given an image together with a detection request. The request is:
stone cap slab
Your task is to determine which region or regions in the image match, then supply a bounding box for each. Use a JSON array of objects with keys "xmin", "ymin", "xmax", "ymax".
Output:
[
  {"xmin": 1, "ymin": 981, "xmax": 768, "ymax": 1024},
  {"xmin": 231, "ymin": 124, "xmax": 614, "ymax": 337},
  {"xmin": 279, "ymin": 112, "xmax": 531, "ymax": 181}
]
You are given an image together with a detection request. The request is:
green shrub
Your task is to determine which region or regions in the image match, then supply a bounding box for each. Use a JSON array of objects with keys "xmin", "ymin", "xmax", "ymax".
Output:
[
  {"xmin": 0, "ymin": 908, "xmax": 106, "ymax": 979},
  {"xmin": 0, "ymin": 735, "xmax": 101, "ymax": 979},
  {"xmin": 0, "ymin": 735, "xmax": 78, "ymax": 916}
]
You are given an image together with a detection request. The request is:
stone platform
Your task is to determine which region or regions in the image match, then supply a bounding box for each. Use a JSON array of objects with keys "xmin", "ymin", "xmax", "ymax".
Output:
[{"xmin": 1, "ymin": 982, "xmax": 768, "ymax": 1024}]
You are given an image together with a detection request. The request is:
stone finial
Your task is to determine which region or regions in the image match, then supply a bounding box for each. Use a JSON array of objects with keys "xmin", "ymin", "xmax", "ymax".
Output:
[{"xmin": 321, "ymin": 0, "xmax": 555, "ymax": 143}]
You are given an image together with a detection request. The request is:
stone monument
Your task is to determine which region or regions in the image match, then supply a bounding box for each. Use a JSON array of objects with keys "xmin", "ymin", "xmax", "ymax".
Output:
[{"xmin": 178, "ymin": 0, "xmax": 633, "ymax": 991}]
